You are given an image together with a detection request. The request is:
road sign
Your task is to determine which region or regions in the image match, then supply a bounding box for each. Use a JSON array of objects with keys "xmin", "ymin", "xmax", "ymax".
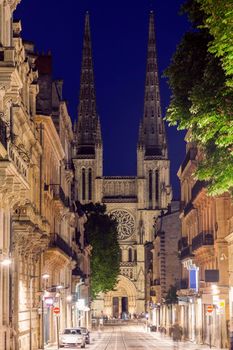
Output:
[
  {"xmin": 207, "ymin": 305, "xmax": 214, "ymax": 313},
  {"xmin": 53, "ymin": 306, "xmax": 60, "ymax": 315}
]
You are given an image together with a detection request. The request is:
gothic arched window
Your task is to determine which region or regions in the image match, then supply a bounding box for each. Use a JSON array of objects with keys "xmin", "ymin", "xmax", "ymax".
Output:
[
  {"xmin": 155, "ymin": 169, "xmax": 159, "ymax": 202},
  {"xmin": 82, "ymin": 168, "xmax": 86, "ymax": 201},
  {"xmin": 128, "ymin": 248, "xmax": 132, "ymax": 262},
  {"xmin": 149, "ymin": 170, "xmax": 153, "ymax": 203},
  {"xmin": 88, "ymin": 168, "xmax": 92, "ymax": 200},
  {"xmin": 134, "ymin": 249, "xmax": 137, "ymax": 262}
]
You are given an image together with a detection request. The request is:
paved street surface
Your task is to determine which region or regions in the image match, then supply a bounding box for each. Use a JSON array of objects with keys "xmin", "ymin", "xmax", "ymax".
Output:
[{"xmin": 45, "ymin": 323, "xmax": 227, "ymax": 350}]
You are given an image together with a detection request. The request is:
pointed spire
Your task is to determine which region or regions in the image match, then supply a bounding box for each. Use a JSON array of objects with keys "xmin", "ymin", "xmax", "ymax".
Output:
[
  {"xmin": 75, "ymin": 12, "xmax": 102, "ymax": 155},
  {"xmin": 138, "ymin": 11, "xmax": 167, "ymax": 157}
]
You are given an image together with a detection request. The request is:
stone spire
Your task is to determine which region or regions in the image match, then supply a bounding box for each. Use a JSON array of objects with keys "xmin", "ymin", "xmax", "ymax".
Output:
[
  {"xmin": 138, "ymin": 11, "xmax": 167, "ymax": 157},
  {"xmin": 75, "ymin": 12, "xmax": 102, "ymax": 155}
]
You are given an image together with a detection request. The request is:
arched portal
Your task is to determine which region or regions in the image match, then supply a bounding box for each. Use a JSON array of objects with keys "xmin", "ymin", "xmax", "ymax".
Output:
[{"xmin": 103, "ymin": 275, "xmax": 137, "ymax": 317}]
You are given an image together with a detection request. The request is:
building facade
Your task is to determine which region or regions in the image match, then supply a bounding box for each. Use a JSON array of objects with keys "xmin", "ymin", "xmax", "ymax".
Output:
[
  {"xmin": 176, "ymin": 133, "xmax": 232, "ymax": 348},
  {"xmin": 149, "ymin": 201, "xmax": 181, "ymax": 328},
  {"xmin": 0, "ymin": 3, "xmax": 88, "ymax": 349},
  {"xmin": 73, "ymin": 12, "xmax": 172, "ymax": 318}
]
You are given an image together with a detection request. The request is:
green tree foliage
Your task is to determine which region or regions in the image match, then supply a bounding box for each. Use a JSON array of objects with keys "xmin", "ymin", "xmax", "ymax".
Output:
[
  {"xmin": 165, "ymin": 285, "xmax": 178, "ymax": 304},
  {"xmin": 81, "ymin": 202, "xmax": 120, "ymax": 299},
  {"xmin": 197, "ymin": 0, "xmax": 233, "ymax": 87},
  {"xmin": 165, "ymin": 0, "xmax": 233, "ymax": 195}
]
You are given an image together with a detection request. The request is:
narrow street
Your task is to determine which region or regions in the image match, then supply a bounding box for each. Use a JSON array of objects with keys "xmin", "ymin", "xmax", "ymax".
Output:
[{"xmin": 45, "ymin": 323, "xmax": 227, "ymax": 350}]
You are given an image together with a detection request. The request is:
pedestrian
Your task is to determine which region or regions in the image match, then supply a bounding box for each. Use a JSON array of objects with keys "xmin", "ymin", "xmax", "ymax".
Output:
[{"xmin": 171, "ymin": 322, "xmax": 183, "ymax": 349}]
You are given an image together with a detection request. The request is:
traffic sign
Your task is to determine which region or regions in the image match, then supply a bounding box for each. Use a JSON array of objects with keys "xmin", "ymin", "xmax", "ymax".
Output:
[
  {"xmin": 53, "ymin": 306, "xmax": 60, "ymax": 315},
  {"xmin": 207, "ymin": 305, "xmax": 214, "ymax": 313}
]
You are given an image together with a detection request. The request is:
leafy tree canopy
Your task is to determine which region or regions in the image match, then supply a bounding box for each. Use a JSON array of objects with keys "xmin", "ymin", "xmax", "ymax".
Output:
[
  {"xmin": 165, "ymin": 285, "xmax": 178, "ymax": 304},
  {"xmin": 81, "ymin": 202, "xmax": 120, "ymax": 299},
  {"xmin": 165, "ymin": 0, "xmax": 233, "ymax": 195}
]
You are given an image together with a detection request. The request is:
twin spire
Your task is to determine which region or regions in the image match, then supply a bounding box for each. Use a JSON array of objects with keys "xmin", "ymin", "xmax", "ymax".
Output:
[
  {"xmin": 75, "ymin": 12, "xmax": 102, "ymax": 156},
  {"xmin": 76, "ymin": 11, "xmax": 167, "ymax": 158},
  {"xmin": 138, "ymin": 11, "xmax": 167, "ymax": 157}
]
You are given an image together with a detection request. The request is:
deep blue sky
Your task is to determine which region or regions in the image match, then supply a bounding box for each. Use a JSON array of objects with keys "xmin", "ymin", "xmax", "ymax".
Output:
[{"xmin": 15, "ymin": 0, "xmax": 189, "ymax": 199}]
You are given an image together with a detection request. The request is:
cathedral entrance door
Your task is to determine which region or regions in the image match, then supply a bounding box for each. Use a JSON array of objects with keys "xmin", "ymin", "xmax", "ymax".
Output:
[
  {"xmin": 122, "ymin": 297, "xmax": 128, "ymax": 319},
  {"xmin": 112, "ymin": 297, "xmax": 119, "ymax": 318}
]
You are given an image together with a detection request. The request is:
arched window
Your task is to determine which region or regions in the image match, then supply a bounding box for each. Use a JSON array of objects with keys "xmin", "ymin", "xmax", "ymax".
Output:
[
  {"xmin": 119, "ymin": 249, "xmax": 122, "ymax": 262},
  {"xmin": 88, "ymin": 168, "xmax": 92, "ymax": 200},
  {"xmin": 155, "ymin": 169, "xmax": 159, "ymax": 202},
  {"xmin": 134, "ymin": 249, "xmax": 137, "ymax": 262},
  {"xmin": 82, "ymin": 168, "xmax": 86, "ymax": 201},
  {"xmin": 128, "ymin": 248, "xmax": 132, "ymax": 262},
  {"xmin": 149, "ymin": 170, "xmax": 153, "ymax": 203}
]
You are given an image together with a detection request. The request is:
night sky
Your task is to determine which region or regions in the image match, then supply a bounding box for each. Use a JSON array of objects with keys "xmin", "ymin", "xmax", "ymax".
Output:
[{"xmin": 15, "ymin": 0, "xmax": 189, "ymax": 199}]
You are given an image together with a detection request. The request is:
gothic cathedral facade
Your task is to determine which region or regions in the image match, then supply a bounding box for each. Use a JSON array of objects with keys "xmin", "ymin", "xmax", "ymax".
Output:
[{"xmin": 73, "ymin": 12, "xmax": 172, "ymax": 316}]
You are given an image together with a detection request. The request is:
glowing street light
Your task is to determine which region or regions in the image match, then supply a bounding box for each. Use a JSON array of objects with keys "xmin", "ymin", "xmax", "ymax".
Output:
[{"xmin": 1, "ymin": 257, "xmax": 12, "ymax": 266}]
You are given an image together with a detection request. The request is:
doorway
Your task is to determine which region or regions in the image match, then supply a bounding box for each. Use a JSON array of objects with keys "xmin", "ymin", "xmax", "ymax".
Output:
[{"xmin": 112, "ymin": 297, "xmax": 119, "ymax": 318}]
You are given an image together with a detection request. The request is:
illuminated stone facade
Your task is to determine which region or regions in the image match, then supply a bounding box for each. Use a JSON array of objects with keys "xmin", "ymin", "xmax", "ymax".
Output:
[
  {"xmin": 73, "ymin": 12, "xmax": 172, "ymax": 317},
  {"xmin": 0, "ymin": 4, "xmax": 87, "ymax": 349},
  {"xmin": 176, "ymin": 133, "xmax": 232, "ymax": 348}
]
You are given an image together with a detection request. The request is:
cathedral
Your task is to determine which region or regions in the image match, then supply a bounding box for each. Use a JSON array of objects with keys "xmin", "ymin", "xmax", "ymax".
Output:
[{"xmin": 72, "ymin": 11, "xmax": 172, "ymax": 317}]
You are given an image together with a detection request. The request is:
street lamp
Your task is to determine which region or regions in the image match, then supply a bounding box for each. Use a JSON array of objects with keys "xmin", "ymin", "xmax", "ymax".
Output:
[
  {"xmin": 29, "ymin": 273, "xmax": 50, "ymax": 350},
  {"xmin": 1, "ymin": 257, "xmax": 12, "ymax": 266}
]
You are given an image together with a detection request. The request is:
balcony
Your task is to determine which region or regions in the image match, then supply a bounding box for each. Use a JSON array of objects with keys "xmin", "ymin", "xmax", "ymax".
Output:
[
  {"xmin": 192, "ymin": 180, "xmax": 208, "ymax": 200},
  {"xmin": 183, "ymin": 201, "xmax": 194, "ymax": 217},
  {"xmin": 178, "ymin": 278, "xmax": 189, "ymax": 290},
  {"xmin": 192, "ymin": 232, "xmax": 214, "ymax": 252},
  {"xmin": 50, "ymin": 233, "xmax": 73, "ymax": 258},
  {"xmin": 51, "ymin": 184, "xmax": 70, "ymax": 207},
  {"xmin": 178, "ymin": 236, "xmax": 188, "ymax": 251},
  {"xmin": 0, "ymin": 117, "xmax": 7, "ymax": 150},
  {"xmin": 181, "ymin": 148, "xmax": 197, "ymax": 173},
  {"xmin": 179, "ymin": 245, "xmax": 193, "ymax": 260}
]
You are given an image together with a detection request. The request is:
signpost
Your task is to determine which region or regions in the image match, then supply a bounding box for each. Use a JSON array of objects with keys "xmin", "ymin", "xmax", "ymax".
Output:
[
  {"xmin": 207, "ymin": 305, "xmax": 214, "ymax": 313},
  {"xmin": 53, "ymin": 307, "xmax": 60, "ymax": 349},
  {"xmin": 207, "ymin": 305, "xmax": 214, "ymax": 348},
  {"xmin": 53, "ymin": 306, "xmax": 60, "ymax": 315}
]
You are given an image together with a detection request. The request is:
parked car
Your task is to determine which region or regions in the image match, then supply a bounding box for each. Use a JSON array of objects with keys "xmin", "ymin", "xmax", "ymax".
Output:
[
  {"xmin": 59, "ymin": 328, "xmax": 85, "ymax": 348},
  {"xmin": 80, "ymin": 327, "xmax": 90, "ymax": 344}
]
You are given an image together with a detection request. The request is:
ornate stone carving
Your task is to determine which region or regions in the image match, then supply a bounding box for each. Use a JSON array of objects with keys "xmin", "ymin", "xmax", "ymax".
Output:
[{"xmin": 110, "ymin": 210, "xmax": 135, "ymax": 240}]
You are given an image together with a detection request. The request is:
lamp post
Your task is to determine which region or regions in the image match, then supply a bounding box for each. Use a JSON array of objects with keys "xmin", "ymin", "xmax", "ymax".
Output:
[{"xmin": 29, "ymin": 273, "xmax": 50, "ymax": 350}]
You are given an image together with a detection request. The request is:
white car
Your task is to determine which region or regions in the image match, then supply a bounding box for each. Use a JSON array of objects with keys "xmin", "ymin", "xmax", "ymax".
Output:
[{"xmin": 59, "ymin": 328, "xmax": 85, "ymax": 348}]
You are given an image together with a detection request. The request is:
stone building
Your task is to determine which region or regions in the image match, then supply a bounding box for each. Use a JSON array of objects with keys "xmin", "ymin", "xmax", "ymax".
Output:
[
  {"xmin": 149, "ymin": 201, "xmax": 181, "ymax": 327},
  {"xmin": 176, "ymin": 132, "xmax": 232, "ymax": 348},
  {"xmin": 0, "ymin": 3, "xmax": 86, "ymax": 349},
  {"xmin": 73, "ymin": 11, "xmax": 172, "ymax": 317}
]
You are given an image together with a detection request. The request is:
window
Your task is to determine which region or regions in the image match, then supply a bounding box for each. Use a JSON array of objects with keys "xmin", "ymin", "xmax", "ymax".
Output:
[
  {"xmin": 88, "ymin": 168, "xmax": 92, "ymax": 200},
  {"xmin": 149, "ymin": 170, "xmax": 153, "ymax": 202},
  {"xmin": 128, "ymin": 248, "xmax": 132, "ymax": 262},
  {"xmin": 134, "ymin": 250, "xmax": 137, "ymax": 262},
  {"xmin": 155, "ymin": 170, "xmax": 159, "ymax": 202},
  {"xmin": 82, "ymin": 168, "xmax": 86, "ymax": 201}
]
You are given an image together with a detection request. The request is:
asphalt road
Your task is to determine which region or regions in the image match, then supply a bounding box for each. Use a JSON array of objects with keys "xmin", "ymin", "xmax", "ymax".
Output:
[{"xmin": 46, "ymin": 323, "xmax": 227, "ymax": 350}]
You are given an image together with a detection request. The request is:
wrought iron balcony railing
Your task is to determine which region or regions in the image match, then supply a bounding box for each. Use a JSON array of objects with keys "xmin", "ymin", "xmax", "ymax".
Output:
[
  {"xmin": 192, "ymin": 232, "xmax": 214, "ymax": 252},
  {"xmin": 192, "ymin": 180, "xmax": 208, "ymax": 200},
  {"xmin": 178, "ymin": 278, "xmax": 189, "ymax": 290},
  {"xmin": 179, "ymin": 245, "xmax": 193, "ymax": 260},
  {"xmin": 50, "ymin": 233, "xmax": 73, "ymax": 258},
  {"xmin": 50, "ymin": 184, "xmax": 70, "ymax": 207},
  {"xmin": 181, "ymin": 147, "xmax": 197, "ymax": 173}
]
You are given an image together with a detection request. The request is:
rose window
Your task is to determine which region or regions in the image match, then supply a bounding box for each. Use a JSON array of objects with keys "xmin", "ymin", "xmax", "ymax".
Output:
[{"xmin": 110, "ymin": 210, "xmax": 135, "ymax": 240}]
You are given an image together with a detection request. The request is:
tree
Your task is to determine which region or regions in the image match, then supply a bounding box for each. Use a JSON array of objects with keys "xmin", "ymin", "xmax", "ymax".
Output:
[
  {"xmin": 81, "ymin": 202, "xmax": 120, "ymax": 298},
  {"xmin": 165, "ymin": 285, "xmax": 178, "ymax": 304},
  {"xmin": 165, "ymin": 0, "xmax": 233, "ymax": 195}
]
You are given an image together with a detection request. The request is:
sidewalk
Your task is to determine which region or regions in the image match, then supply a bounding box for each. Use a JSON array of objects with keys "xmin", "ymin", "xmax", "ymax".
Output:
[{"xmin": 148, "ymin": 330, "xmax": 228, "ymax": 350}]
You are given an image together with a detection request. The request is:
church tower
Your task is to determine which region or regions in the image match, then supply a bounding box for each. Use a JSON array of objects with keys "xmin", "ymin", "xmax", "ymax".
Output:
[
  {"xmin": 73, "ymin": 12, "xmax": 103, "ymax": 203},
  {"xmin": 137, "ymin": 11, "xmax": 172, "ymax": 211}
]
